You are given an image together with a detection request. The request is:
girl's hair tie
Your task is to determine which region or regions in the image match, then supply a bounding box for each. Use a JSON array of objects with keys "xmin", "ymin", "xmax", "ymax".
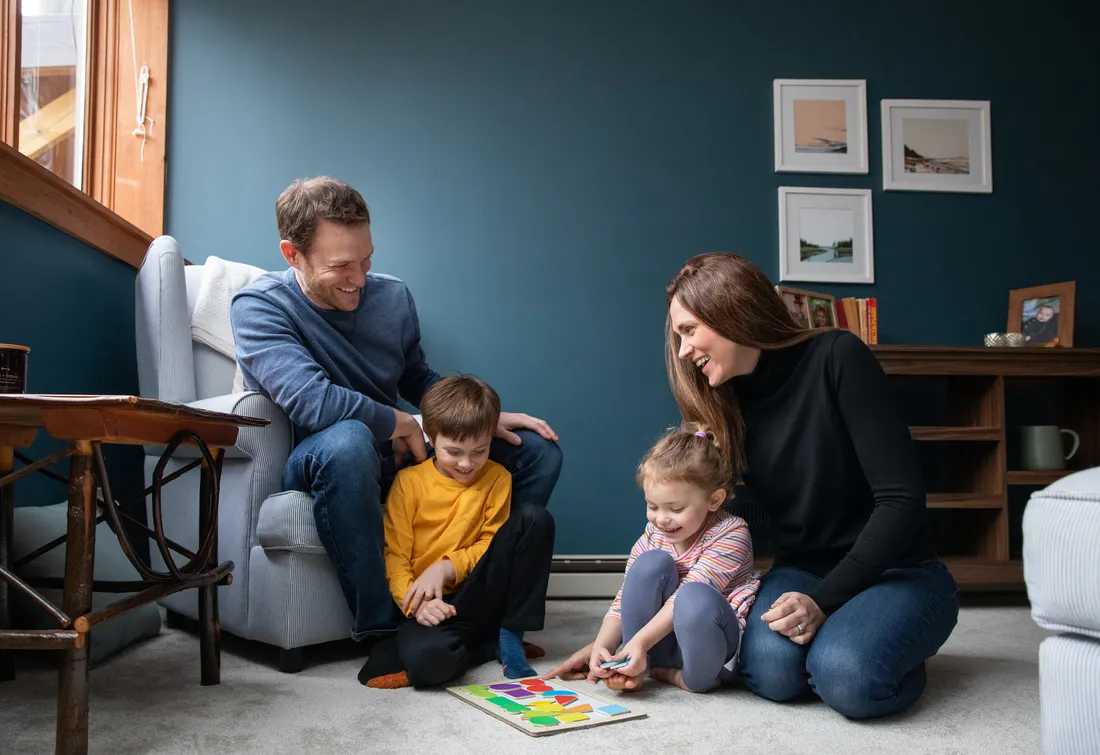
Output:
[{"xmin": 695, "ymin": 430, "xmax": 707, "ymax": 438}]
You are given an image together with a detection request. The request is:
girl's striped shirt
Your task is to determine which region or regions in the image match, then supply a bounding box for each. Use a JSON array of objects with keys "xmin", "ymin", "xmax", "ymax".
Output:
[{"xmin": 607, "ymin": 509, "xmax": 761, "ymax": 628}]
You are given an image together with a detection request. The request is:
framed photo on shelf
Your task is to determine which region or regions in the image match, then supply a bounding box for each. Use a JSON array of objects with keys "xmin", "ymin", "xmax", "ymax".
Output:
[
  {"xmin": 775, "ymin": 286, "xmax": 837, "ymax": 329},
  {"xmin": 778, "ymin": 187, "xmax": 874, "ymax": 284},
  {"xmin": 773, "ymin": 79, "xmax": 868, "ymax": 174},
  {"xmin": 1008, "ymin": 281, "xmax": 1075, "ymax": 347},
  {"xmin": 881, "ymin": 99, "xmax": 992, "ymax": 193}
]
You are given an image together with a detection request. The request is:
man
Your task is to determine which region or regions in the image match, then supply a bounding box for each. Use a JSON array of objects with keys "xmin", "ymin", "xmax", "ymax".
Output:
[{"xmin": 230, "ymin": 176, "xmax": 562, "ymax": 642}]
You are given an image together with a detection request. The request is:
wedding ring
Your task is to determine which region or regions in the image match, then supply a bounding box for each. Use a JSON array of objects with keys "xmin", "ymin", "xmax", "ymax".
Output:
[{"xmin": 797, "ymin": 623, "xmax": 804, "ymax": 634}]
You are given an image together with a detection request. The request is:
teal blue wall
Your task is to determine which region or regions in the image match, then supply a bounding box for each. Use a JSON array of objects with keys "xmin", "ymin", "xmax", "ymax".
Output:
[
  {"xmin": 166, "ymin": 1, "xmax": 1099, "ymax": 553},
  {"xmin": 0, "ymin": 200, "xmax": 143, "ymax": 507}
]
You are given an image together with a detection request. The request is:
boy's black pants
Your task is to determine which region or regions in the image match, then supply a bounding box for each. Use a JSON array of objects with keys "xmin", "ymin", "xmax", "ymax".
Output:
[{"xmin": 397, "ymin": 502, "xmax": 555, "ymax": 687}]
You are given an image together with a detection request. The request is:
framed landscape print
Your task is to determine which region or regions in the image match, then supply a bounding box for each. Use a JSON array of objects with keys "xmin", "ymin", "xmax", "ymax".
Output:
[
  {"xmin": 778, "ymin": 187, "xmax": 874, "ymax": 284},
  {"xmin": 881, "ymin": 99, "xmax": 992, "ymax": 193},
  {"xmin": 774, "ymin": 79, "xmax": 868, "ymax": 174}
]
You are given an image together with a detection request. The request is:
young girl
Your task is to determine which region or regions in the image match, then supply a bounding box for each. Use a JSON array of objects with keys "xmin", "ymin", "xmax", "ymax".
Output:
[{"xmin": 587, "ymin": 426, "xmax": 760, "ymax": 692}]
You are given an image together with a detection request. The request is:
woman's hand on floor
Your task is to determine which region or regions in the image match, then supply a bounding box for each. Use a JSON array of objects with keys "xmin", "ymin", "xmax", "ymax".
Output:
[
  {"xmin": 760, "ymin": 591, "xmax": 825, "ymax": 645},
  {"xmin": 541, "ymin": 643, "xmax": 594, "ymax": 680}
]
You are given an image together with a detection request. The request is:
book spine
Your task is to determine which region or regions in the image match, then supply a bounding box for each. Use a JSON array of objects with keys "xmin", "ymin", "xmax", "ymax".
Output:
[{"xmin": 869, "ymin": 298, "xmax": 878, "ymax": 344}]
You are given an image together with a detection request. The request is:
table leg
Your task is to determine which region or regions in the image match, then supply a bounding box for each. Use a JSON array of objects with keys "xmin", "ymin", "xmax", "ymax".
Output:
[
  {"xmin": 56, "ymin": 443, "xmax": 96, "ymax": 755},
  {"xmin": 0, "ymin": 446, "xmax": 14, "ymax": 682},
  {"xmin": 198, "ymin": 450, "xmax": 223, "ymax": 686}
]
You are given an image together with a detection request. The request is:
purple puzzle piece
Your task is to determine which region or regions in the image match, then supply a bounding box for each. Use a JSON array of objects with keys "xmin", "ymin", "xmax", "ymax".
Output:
[
  {"xmin": 504, "ymin": 689, "xmax": 535, "ymax": 699},
  {"xmin": 489, "ymin": 683, "xmax": 522, "ymax": 691}
]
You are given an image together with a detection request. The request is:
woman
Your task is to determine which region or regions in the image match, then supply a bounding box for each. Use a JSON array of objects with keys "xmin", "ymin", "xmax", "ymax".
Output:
[{"xmin": 545, "ymin": 253, "xmax": 958, "ymax": 719}]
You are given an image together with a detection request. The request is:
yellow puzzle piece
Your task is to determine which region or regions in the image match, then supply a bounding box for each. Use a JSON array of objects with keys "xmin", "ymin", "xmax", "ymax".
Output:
[{"xmin": 558, "ymin": 713, "xmax": 591, "ymax": 723}]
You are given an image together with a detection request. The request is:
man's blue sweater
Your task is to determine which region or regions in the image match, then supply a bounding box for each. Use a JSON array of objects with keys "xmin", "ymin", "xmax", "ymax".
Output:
[{"xmin": 230, "ymin": 268, "xmax": 441, "ymax": 445}]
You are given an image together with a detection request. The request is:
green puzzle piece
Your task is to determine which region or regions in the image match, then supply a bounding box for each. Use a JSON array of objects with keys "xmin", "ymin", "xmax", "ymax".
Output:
[
  {"xmin": 485, "ymin": 696, "xmax": 528, "ymax": 713},
  {"xmin": 465, "ymin": 686, "xmax": 495, "ymax": 699},
  {"xmin": 527, "ymin": 716, "xmax": 560, "ymax": 727}
]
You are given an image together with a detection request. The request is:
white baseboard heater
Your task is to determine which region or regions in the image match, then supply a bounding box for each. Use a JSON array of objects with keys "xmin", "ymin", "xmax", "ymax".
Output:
[{"xmin": 547, "ymin": 555, "xmax": 627, "ymax": 599}]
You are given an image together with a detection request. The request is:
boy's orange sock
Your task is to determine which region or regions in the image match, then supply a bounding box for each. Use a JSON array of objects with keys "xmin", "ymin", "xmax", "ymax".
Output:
[
  {"xmin": 358, "ymin": 636, "xmax": 406, "ymax": 688},
  {"xmin": 366, "ymin": 671, "xmax": 410, "ymax": 689}
]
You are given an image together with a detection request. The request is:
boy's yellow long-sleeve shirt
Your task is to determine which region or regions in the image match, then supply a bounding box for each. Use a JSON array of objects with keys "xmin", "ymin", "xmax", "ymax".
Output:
[{"xmin": 383, "ymin": 458, "xmax": 512, "ymax": 611}]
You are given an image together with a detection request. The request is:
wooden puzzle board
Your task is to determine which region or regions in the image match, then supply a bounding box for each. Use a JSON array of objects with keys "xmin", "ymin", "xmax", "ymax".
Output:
[{"xmin": 445, "ymin": 677, "xmax": 647, "ymax": 737}]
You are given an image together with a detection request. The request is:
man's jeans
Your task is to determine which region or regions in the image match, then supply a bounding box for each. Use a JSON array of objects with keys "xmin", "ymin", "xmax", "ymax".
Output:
[
  {"xmin": 738, "ymin": 558, "xmax": 959, "ymax": 719},
  {"xmin": 283, "ymin": 420, "xmax": 563, "ymax": 641}
]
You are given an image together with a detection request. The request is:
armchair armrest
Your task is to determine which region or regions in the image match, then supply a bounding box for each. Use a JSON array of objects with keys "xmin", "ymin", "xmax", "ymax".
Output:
[{"xmin": 144, "ymin": 393, "xmax": 291, "ymax": 461}]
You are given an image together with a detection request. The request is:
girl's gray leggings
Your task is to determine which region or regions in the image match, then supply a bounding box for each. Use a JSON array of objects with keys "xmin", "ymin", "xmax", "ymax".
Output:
[{"xmin": 619, "ymin": 549, "xmax": 742, "ymax": 691}]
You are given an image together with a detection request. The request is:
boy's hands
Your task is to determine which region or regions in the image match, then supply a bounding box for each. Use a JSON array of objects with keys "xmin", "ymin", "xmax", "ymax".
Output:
[
  {"xmin": 415, "ymin": 598, "xmax": 456, "ymax": 627},
  {"xmin": 402, "ymin": 560, "xmax": 457, "ymax": 615}
]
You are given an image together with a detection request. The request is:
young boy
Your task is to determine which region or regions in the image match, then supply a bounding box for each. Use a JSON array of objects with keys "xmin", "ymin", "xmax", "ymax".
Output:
[{"xmin": 359, "ymin": 376, "xmax": 556, "ymax": 689}]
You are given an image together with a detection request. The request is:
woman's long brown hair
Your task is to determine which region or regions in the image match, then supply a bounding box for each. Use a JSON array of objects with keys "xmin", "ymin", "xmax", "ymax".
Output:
[{"xmin": 665, "ymin": 252, "xmax": 825, "ymax": 472}]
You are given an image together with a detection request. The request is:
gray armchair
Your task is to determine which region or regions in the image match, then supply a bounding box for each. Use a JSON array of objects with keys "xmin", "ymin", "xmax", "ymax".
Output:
[
  {"xmin": 1023, "ymin": 467, "xmax": 1100, "ymax": 754},
  {"xmin": 135, "ymin": 236, "xmax": 352, "ymax": 671}
]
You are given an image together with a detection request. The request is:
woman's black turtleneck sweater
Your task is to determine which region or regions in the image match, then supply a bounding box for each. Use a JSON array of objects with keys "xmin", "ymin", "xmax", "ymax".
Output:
[{"xmin": 732, "ymin": 329, "xmax": 934, "ymax": 614}]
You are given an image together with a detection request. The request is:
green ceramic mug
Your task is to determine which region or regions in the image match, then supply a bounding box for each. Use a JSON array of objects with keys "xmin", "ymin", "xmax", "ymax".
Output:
[{"xmin": 1019, "ymin": 425, "xmax": 1080, "ymax": 470}]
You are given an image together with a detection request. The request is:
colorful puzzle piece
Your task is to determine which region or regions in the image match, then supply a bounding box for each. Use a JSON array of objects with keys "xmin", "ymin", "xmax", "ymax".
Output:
[
  {"xmin": 527, "ymin": 716, "xmax": 559, "ymax": 727},
  {"xmin": 488, "ymin": 683, "xmax": 521, "ymax": 691},
  {"xmin": 503, "ymin": 689, "xmax": 534, "ymax": 699},
  {"xmin": 540, "ymin": 690, "xmax": 571, "ymax": 697},
  {"xmin": 553, "ymin": 695, "xmax": 578, "ymax": 706},
  {"xmin": 595, "ymin": 704, "xmax": 631, "ymax": 716},
  {"xmin": 485, "ymin": 696, "xmax": 528, "ymax": 713},
  {"xmin": 558, "ymin": 713, "xmax": 590, "ymax": 723},
  {"xmin": 559, "ymin": 704, "xmax": 592, "ymax": 715},
  {"xmin": 464, "ymin": 686, "xmax": 495, "ymax": 699},
  {"xmin": 528, "ymin": 702, "xmax": 565, "ymax": 713}
]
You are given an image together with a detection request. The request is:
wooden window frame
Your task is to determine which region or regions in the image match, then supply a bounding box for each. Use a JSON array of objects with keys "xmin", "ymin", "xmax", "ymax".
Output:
[{"xmin": 0, "ymin": 0, "xmax": 169, "ymax": 269}]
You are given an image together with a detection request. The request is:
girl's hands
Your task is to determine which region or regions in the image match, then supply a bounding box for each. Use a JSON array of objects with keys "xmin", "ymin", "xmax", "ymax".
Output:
[
  {"xmin": 586, "ymin": 645, "xmax": 616, "ymax": 682},
  {"xmin": 760, "ymin": 591, "xmax": 825, "ymax": 645},
  {"xmin": 609, "ymin": 637, "xmax": 648, "ymax": 678}
]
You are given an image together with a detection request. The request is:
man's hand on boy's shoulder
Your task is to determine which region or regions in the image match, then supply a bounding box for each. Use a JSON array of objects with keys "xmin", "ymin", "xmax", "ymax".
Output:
[{"xmin": 495, "ymin": 412, "xmax": 559, "ymax": 446}]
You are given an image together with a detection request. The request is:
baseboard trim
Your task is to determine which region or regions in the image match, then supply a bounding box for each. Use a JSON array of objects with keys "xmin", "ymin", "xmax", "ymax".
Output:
[
  {"xmin": 547, "ymin": 556, "xmax": 626, "ymax": 598},
  {"xmin": 547, "ymin": 572, "xmax": 625, "ymax": 599}
]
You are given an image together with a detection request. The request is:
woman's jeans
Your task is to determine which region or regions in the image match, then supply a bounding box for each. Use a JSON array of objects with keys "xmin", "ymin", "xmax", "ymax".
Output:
[{"xmin": 739, "ymin": 558, "xmax": 959, "ymax": 719}]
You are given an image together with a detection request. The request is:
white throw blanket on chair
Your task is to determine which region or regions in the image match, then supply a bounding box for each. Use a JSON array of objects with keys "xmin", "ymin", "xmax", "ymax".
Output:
[{"xmin": 190, "ymin": 255, "xmax": 265, "ymax": 394}]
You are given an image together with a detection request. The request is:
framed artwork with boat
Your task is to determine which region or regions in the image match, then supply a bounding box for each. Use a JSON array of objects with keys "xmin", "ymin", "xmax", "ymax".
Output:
[{"xmin": 774, "ymin": 79, "xmax": 868, "ymax": 174}]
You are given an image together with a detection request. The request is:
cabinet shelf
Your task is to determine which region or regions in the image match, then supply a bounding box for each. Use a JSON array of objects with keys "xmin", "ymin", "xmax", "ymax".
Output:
[
  {"xmin": 910, "ymin": 426, "xmax": 1001, "ymax": 441},
  {"xmin": 1007, "ymin": 470, "xmax": 1074, "ymax": 486},
  {"xmin": 927, "ymin": 493, "xmax": 1004, "ymax": 509}
]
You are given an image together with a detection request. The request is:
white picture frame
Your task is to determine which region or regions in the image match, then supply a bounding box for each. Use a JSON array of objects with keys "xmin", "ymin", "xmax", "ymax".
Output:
[
  {"xmin": 774, "ymin": 79, "xmax": 868, "ymax": 174},
  {"xmin": 881, "ymin": 99, "xmax": 992, "ymax": 193},
  {"xmin": 778, "ymin": 187, "xmax": 874, "ymax": 284}
]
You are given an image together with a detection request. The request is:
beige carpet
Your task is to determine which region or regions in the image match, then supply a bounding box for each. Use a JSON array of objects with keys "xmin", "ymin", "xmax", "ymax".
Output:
[{"xmin": 1, "ymin": 600, "xmax": 1048, "ymax": 755}]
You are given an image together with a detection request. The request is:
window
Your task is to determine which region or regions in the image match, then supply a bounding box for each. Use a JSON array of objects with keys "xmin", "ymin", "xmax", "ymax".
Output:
[
  {"xmin": 0, "ymin": 0, "xmax": 167, "ymax": 258},
  {"xmin": 19, "ymin": 0, "xmax": 89, "ymax": 188}
]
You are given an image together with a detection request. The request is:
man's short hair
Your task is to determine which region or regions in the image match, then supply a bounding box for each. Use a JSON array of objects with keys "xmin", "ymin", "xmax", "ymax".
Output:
[
  {"xmin": 420, "ymin": 376, "xmax": 501, "ymax": 442},
  {"xmin": 275, "ymin": 176, "xmax": 370, "ymax": 255}
]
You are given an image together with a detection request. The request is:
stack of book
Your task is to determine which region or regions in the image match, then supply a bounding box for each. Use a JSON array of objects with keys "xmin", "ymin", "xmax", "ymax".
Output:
[{"xmin": 837, "ymin": 298, "xmax": 878, "ymax": 344}]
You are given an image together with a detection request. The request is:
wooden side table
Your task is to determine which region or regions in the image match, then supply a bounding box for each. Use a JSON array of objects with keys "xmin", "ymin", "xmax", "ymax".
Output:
[{"xmin": 0, "ymin": 395, "xmax": 269, "ymax": 755}]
